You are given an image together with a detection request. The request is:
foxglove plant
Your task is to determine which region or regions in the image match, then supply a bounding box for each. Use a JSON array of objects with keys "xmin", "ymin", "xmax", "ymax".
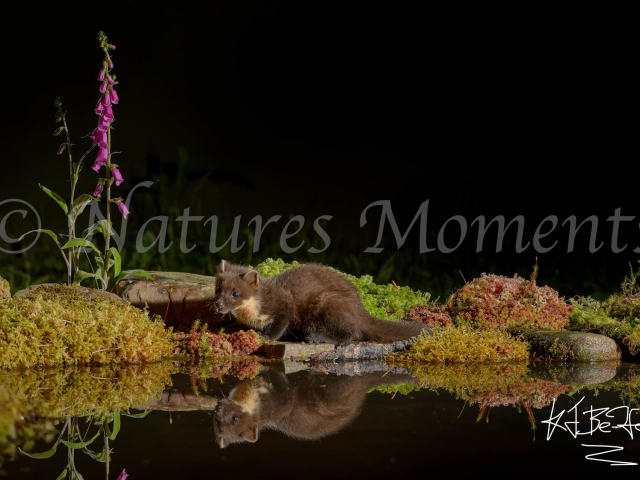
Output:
[{"xmin": 21, "ymin": 32, "xmax": 152, "ymax": 290}]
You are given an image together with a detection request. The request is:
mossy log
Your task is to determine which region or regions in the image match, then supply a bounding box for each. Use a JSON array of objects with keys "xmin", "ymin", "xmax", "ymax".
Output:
[{"xmin": 113, "ymin": 271, "xmax": 227, "ymax": 331}]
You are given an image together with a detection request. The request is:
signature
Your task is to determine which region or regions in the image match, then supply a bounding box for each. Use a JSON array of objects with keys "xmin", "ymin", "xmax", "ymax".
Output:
[{"xmin": 542, "ymin": 396, "xmax": 640, "ymax": 466}]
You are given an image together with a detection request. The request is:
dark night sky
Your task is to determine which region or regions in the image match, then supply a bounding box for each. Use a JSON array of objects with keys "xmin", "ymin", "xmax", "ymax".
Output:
[{"xmin": 0, "ymin": 2, "xmax": 636, "ymax": 294}]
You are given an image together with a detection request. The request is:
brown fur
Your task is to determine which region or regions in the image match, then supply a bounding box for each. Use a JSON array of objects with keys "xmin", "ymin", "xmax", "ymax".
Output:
[
  {"xmin": 212, "ymin": 260, "xmax": 430, "ymax": 343},
  {"xmin": 213, "ymin": 367, "xmax": 415, "ymax": 448}
]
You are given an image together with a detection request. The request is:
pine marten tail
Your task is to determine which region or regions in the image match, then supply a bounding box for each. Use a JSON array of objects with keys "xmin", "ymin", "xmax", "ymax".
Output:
[{"xmin": 360, "ymin": 316, "xmax": 430, "ymax": 343}]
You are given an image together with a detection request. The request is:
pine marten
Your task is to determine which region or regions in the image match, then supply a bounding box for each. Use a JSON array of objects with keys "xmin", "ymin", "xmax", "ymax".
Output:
[
  {"xmin": 211, "ymin": 260, "xmax": 429, "ymax": 344},
  {"xmin": 213, "ymin": 367, "xmax": 416, "ymax": 448}
]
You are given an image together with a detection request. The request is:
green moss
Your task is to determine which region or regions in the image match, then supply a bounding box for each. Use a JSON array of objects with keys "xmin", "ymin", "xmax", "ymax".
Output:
[
  {"xmin": 391, "ymin": 326, "xmax": 529, "ymax": 364},
  {"xmin": 371, "ymin": 382, "xmax": 421, "ymax": 396},
  {"xmin": 0, "ymin": 284, "xmax": 174, "ymax": 368},
  {"xmin": 253, "ymin": 258, "xmax": 431, "ymax": 320}
]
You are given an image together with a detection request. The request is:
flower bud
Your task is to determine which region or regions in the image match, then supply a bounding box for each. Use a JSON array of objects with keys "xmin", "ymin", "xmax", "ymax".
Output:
[
  {"xmin": 112, "ymin": 167, "xmax": 124, "ymax": 186},
  {"xmin": 102, "ymin": 93, "xmax": 111, "ymax": 105},
  {"xmin": 99, "ymin": 81, "xmax": 108, "ymax": 93},
  {"xmin": 118, "ymin": 200, "xmax": 130, "ymax": 218},
  {"xmin": 57, "ymin": 143, "xmax": 67, "ymax": 155},
  {"xmin": 93, "ymin": 183, "xmax": 104, "ymax": 198},
  {"xmin": 53, "ymin": 127, "xmax": 64, "ymax": 136},
  {"xmin": 109, "ymin": 60, "xmax": 114, "ymax": 69},
  {"xmin": 110, "ymin": 89, "xmax": 119, "ymax": 104},
  {"xmin": 98, "ymin": 70, "xmax": 106, "ymax": 81},
  {"xmin": 107, "ymin": 76, "xmax": 115, "ymax": 86},
  {"xmin": 109, "ymin": 44, "xmax": 116, "ymax": 50}
]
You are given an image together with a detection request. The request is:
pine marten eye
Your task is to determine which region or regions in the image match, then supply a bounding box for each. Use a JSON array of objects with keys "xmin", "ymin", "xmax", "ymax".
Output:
[
  {"xmin": 216, "ymin": 286, "xmax": 221, "ymax": 293},
  {"xmin": 231, "ymin": 291, "xmax": 239, "ymax": 298},
  {"xmin": 231, "ymin": 415, "xmax": 239, "ymax": 422}
]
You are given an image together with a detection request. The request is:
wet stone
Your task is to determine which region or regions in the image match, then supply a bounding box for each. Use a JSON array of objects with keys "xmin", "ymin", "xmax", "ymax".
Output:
[
  {"xmin": 522, "ymin": 329, "xmax": 621, "ymax": 362},
  {"xmin": 528, "ymin": 362, "xmax": 619, "ymax": 385},
  {"xmin": 262, "ymin": 341, "xmax": 335, "ymax": 361},
  {"xmin": 309, "ymin": 360, "xmax": 411, "ymax": 376},
  {"xmin": 309, "ymin": 339, "xmax": 414, "ymax": 362}
]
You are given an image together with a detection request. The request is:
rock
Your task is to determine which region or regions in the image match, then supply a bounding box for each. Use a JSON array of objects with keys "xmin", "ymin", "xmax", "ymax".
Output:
[
  {"xmin": 528, "ymin": 362, "xmax": 619, "ymax": 385},
  {"xmin": 268, "ymin": 361, "xmax": 310, "ymax": 374},
  {"xmin": 262, "ymin": 341, "xmax": 335, "ymax": 361},
  {"xmin": 309, "ymin": 339, "xmax": 414, "ymax": 362},
  {"xmin": 113, "ymin": 271, "xmax": 226, "ymax": 330},
  {"xmin": 309, "ymin": 360, "xmax": 412, "ymax": 376},
  {"xmin": 521, "ymin": 329, "xmax": 621, "ymax": 362},
  {"xmin": 13, "ymin": 283, "xmax": 128, "ymax": 305}
]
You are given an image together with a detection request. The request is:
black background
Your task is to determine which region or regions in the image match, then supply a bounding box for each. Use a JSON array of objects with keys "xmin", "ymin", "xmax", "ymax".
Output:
[{"xmin": 0, "ymin": 2, "xmax": 636, "ymax": 298}]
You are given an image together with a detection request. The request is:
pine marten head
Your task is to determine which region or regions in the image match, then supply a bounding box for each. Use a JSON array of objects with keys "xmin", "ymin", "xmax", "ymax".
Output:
[
  {"xmin": 213, "ymin": 398, "xmax": 259, "ymax": 448},
  {"xmin": 213, "ymin": 260, "xmax": 261, "ymax": 315}
]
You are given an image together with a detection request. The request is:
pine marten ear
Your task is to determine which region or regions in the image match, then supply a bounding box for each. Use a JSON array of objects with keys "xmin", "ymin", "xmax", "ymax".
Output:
[
  {"xmin": 242, "ymin": 422, "xmax": 259, "ymax": 443},
  {"xmin": 241, "ymin": 270, "xmax": 259, "ymax": 287},
  {"xmin": 217, "ymin": 260, "xmax": 228, "ymax": 274}
]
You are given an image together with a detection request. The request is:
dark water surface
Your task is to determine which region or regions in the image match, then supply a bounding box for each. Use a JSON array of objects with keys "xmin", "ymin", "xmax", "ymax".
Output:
[{"xmin": 2, "ymin": 361, "xmax": 640, "ymax": 479}]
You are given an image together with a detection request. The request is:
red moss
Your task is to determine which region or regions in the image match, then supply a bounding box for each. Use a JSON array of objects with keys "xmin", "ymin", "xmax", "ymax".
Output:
[
  {"xmin": 403, "ymin": 304, "xmax": 454, "ymax": 327},
  {"xmin": 449, "ymin": 273, "xmax": 572, "ymax": 331}
]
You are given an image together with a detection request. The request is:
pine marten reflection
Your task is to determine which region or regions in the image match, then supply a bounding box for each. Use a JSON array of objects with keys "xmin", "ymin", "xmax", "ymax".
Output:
[{"xmin": 213, "ymin": 367, "xmax": 414, "ymax": 448}]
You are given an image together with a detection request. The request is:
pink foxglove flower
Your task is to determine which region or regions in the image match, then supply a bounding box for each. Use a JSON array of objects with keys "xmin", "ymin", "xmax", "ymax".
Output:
[
  {"xmin": 99, "ymin": 81, "xmax": 108, "ymax": 93},
  {"xmin": 108, "ymin": 76, "xmax": 115, "ymax": 85},
  {"xmin": 118, "ymin": 201, "xmax": 130, "ymax": 219},
  {"xmin": 104, "ymin": 105, "xmax": 113, "ymax": 117},
  {"xmin": 93, "ymin": 183, "xmax": 104, "ymax": 198},
  {"xmin": 103, "ymin": 92, "xmax": 111, "ymax": 105},
  {"xmin": 109, "ymin": 45, "xmax": 116, "ymax": 51},
  {"xmin": 95, "ymin": 99, "xmax": 104, "ymax": 115},
  {"xmin": 98, "ymin": 70, "xmax": 106, "ymax": 81},
  {"xmin": 92, "ymin": 157, "xmax": 107, "ymax": 172},
  {"xmin": 95, "ymin": 130, "xmax": 108, "ymax": 148},
  {"xmin": 109, "ymin": 60, "xmax": 114, "ymax": 69},
  {"xmin": 98, "ymin": 116, "xmax": 110, "ymax": 132},
  {"xmin": 110, "ymin": 88, "xmax": 119, "ymax": 104},
  {"xmin": 112, "ymin": 167, "xmax": 124, "ymax": 186}
]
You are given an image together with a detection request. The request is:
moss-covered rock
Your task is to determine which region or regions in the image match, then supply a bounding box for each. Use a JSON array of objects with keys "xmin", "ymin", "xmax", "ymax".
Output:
[
  {"xmin": 0, "ymin": 284, "xmax": 174, "ymax": 368},
  {"xmin": 522, "ymin": 329, "xmax": 621, "ymax": 362},
  {"xmin": 449, "ymin": 272, "xmax": 571, "ymax": 331}
]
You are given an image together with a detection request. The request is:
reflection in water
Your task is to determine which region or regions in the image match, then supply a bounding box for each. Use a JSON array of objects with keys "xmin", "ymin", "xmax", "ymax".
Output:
[
  {"xmin": 3, "ymin": 359, "xmax": 640, "ymax": 477},
  {"xmin": 213, "ymin": 368, "xmax": 415, "ymax": 448}
]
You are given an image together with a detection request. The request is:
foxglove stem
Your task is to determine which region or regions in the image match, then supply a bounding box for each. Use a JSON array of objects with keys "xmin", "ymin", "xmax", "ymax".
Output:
[{"xmin": 104, "ymin": 126, "xmax": 112, "ymax": 289}]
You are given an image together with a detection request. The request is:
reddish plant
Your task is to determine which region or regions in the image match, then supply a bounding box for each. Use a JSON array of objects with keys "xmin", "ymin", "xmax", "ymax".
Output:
[
  {"xmin": 449, "ymin": 272, "xmax": 572, "ymax": 331},
  {"xmin": 173, "ymin": 324, "xmax": 262, "ymax": 358},
  {"xmin": 404, "ymin": 304, "xmax": 454, "ymax": 327}
]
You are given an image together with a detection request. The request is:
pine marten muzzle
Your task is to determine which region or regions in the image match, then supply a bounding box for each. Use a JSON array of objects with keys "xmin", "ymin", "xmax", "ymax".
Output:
[{"xmin": 212, "ymin": 260, "xmax": 429, "ymax": 344}]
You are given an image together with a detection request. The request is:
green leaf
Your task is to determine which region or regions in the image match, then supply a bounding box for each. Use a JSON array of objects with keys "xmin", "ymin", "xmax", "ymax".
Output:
[
  {"xmin": 73, "ymin": 161, "xmax": 84, "ymax": 177},
  {"xmin": 71, "ymin": 471, "xmax": 85, "ymax": 480},
  {"xmin": 123, "ymin": 410, "xmax": 152, "ymax": 419},
  {"xmin": 106, "ymin": 412, "xmax": 120, "ymax": 440},
  {"xmin": 73, "ymin": 270, "xmax": 105, "ymax": 288},
  {"xmin": 106, "ymin": 247, "xmax": 121, "ymax": 277},
  {"xmin": 39, "ymin": 184, "xmax": 68, "ymax": 215},
  {"xmin": 71, "ymin": 194, "xmax": 98, "ymax": 219},
  {"xmin": 55, "ymin": 468, "xmax": 68, "ymax": 480},
  {"xmin": 61, "ymin": 427, "xmax": 102, "ymax": 449},
  {"xmin": 19, "ymin": 229, "xmax": 58, "ymax": 245},
  {"xmin": 62, "ymin": 238, "xmax": 101, "ymax": 255},
  {"xmin": 115, "ymin": 269, "xmax": 155, "ymax": 283},
  {"xmin": 83, "ymin": 219, "xmax": 113, "ymax": 239},
  {"xmin": 82, "ymin": 446, "xmax": 112, "ymax": 463},
  {"xmin": 19, "ymin": 443, "xmax": 58, "ymax": 459}
]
